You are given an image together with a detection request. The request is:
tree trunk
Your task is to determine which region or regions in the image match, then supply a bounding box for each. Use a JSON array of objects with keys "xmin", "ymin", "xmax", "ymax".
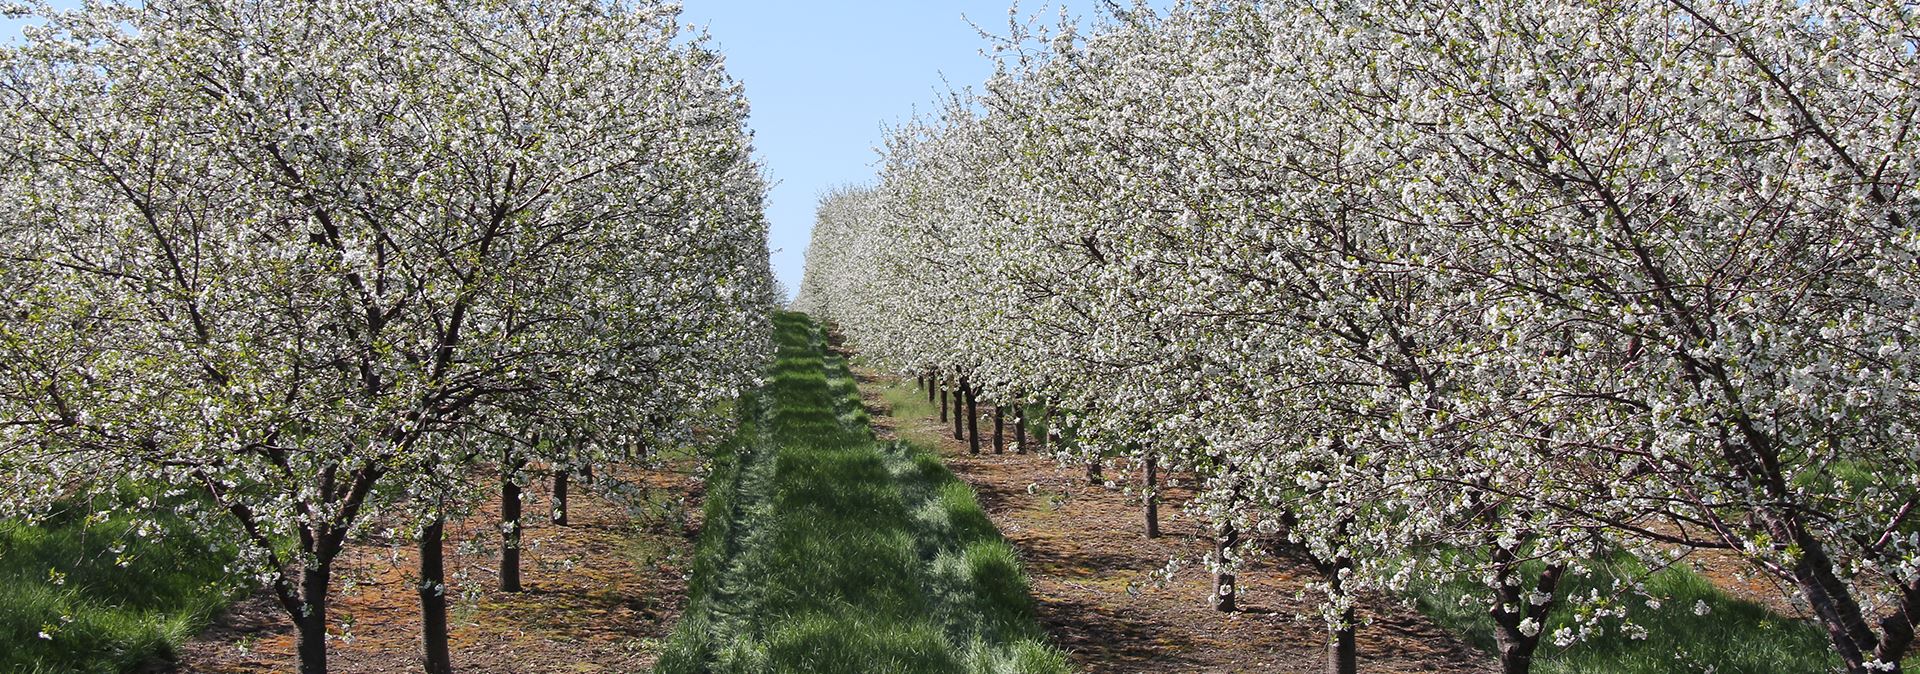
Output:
[
  {"xmin": 500, "ymin": 450, "xmax": 525, "ymax": 593},
  {"xmin": 1493, "ymin": 577, "xmax": 1557, "ymax": 674},
  {"xmin": 1792, "ymin": 535, "xmax": 1902, "ymax": 674},
  {"xmin": 1702, "ymin": 409, "xmax": 1911, "ymax": 673},
  {"xmin": 1087, "ymin": 459, "xmax": 1102, "ymax": 485},
  {"xmin": 1486, "ymin": 545, "xmax": 1565, "ymax": 674},
  {"xmin": 223, "ymin": 465, "xmax": 384, "ymax": 674},
  {"xmin": 552, "ymin": 468, "xmax": 569, "ymax": 527},
  {"xmin": 993, "ymin": 406, "xmax": 1005, "ymax": 454},
  {"xmin": 1872, "ymin": 583, "xmax": 1920, "ymax": 673},
  {"xmin": 1014, "ymin": 407, "xmax": 1028, "ymax": 454},
  {"xmin": 939, "ymin": 383, "xmax": 948, "ymax": 423},
  {"xmin": 966, "ymin": 383, "xmax": 981, "ymax": 455},
  {"xmin": 297, "ymin": 564, "xmax": 333, "ymax": 674},
  {"xmin": 1143, "ymin": 454, "xmax": 1160, "ymax": 538},
  {"xmin": 1328, "ymin": 603, "xmax": 1357, "ymax": 674},
  {"xmin": 419, "ymin": 516, "xmax": 453, "ymax": 674},
  {"xmin": 1319, "ymin": 547, "xmax": 1358, "ymax": 674},
  {"xmin": 1211, "ymin": 520, "xmax": 1238, "ymax": 612},
  {"xmin": 952, "ymin": 382, "xmax": 964, "ymax": 440},
  {"xmin": 926, "ymin": 374, "xmax": 935, "ymax": 404}
]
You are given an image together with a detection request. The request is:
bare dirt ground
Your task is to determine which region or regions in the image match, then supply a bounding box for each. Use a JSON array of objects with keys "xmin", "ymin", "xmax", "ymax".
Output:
[
  {"xmin": 854, "ymin": 370, "xmax": 1493, "ymax": 674},
  {"xmin": 173, "ymin": 465, "xmax": 702, "ymax": 674},
  {"xmin": 1672, "ymin": 543, "xmax": 1811, "ymax": 621}
]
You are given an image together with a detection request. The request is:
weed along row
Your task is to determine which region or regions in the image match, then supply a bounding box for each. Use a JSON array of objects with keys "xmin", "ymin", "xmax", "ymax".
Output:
[{"xmin": 657, "ymin": 313, "xmax": 1067, "ymax": 673}]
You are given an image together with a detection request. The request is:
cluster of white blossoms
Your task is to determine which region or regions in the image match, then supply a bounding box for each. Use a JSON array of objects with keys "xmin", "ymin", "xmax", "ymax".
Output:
[
  {"xmin": 0, "ymin": 1, "xmax": 773, "ymax": 672},
  {"xmin": 799, "ymin": 2, "xmax": 1920, "ymax": 673}
]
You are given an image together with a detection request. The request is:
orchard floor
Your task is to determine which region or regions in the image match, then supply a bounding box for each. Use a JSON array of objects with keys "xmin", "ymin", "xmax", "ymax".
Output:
[
  {"xmin": 171, "ymin": 464, "xmax": 702, "ymax": 674},
  {"xmin": 854, "ymin": 369, "xmax": 1493, "ymax": 674}
]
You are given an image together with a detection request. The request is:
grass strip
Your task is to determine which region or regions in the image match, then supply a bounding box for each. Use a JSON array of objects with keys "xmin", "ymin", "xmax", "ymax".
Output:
[
  {"xmin": 656, "ymin": 313, "xmax": 1066, "ymax": 674},
  {"xmin": 0, "ymin": 489, "xmax": 239, "ymax": 673}
]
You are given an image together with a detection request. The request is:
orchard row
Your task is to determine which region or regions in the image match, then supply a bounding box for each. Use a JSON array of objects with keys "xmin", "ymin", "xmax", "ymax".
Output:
[
  {"xmin": 0, "ymin": 2, "xmax": 774, "ymax": 674},
  {"xmin": 797, "ymin": 2, "xmax": 1920, "ymax": 673}
]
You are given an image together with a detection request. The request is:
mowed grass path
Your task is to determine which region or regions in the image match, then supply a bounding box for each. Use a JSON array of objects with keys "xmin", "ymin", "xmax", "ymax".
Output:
[{"xmin": 657, "ymin": 313, "xmax": 1066, "ymax": 674}]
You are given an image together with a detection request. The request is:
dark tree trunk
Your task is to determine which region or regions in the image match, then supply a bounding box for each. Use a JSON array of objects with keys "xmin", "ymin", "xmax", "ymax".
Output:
[
  {"xmin": 297, "ymin": 564, "xmax": 333, "ymax": 674},
  {"xmin": 993, "ymin": 406, "xmax": 1005, "ymax": 454},
  {"xmin": 222, "ymin": 464, "xmax": 384, "ymax": 674},
  {"xmin": 1328, "ymin": 602, "xmax": 1357, "ymax": 674},
  {"xmin": 1871, "ymin": 582, "xmax": 1920, "ymax": 674},
  {"xmin": 1014, "ymin": 406, "xmax": 1028, "ymax": 454},
  {"xmin": 965, "ymin": 382, "xmax": 981, "ymax": 455},
  {"xmin": 1490, "ymin": 560, "xmax": 1565, "ymax": 674},
  {"xmin": 939, "ymin": 382, "xmax": 948, "ymax": 423},
  {"xmin": 500, "ymin": 449, "xmax": 525, "ymax": 593},
  {"xmin": 1793, "ymin": 534, "xmax": 1904, "ymax": 674},
  {"xmin": 1087, "ymin": 459, "xmax": 1102, "ymax": 485},
  {"xmin": 552, "ymin": 468, "xmax": 570, "ymax": 527},
  {"xmin": 419, "ymin": 516, "xmax": 453, "ymax": 674},
  {"xmin": 1314, "ymin": 525, "xmax": 1358, "ymax": 674},
  {"xmin": 1705, "ymin": 421, "xmax": 1912, "ymax": 673},
  {"xmin": 926, "ymin": 374, "xmax": 935, "ymax": 404},
  {"xmin": 580, "ymin": 463, "xmax": 593, "ymax": 485},
  {"xmin": 1143, "ymin": 454, "xmax": 1160, "ymax": 538},
  {"xmin": 1211, "ymin": 520, "xmax": 1238, "ymax": 612},
  {"xmin": 952, "ymin": 382, "xmax": 964, "ymax": 440}
]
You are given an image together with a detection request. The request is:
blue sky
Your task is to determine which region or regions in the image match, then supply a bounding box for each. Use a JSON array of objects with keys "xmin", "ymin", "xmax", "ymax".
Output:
[
  {"xmin": 675, "ymin": 2, "xmax": 1111, "ymax": 299},
  {"xmin": 2, "ymin": 1, "xmax": 1147, "ymax": 299}
]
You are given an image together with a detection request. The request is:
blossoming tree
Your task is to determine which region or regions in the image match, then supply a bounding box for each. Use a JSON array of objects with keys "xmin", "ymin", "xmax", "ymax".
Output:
[
  {"xmin": 0, "ymin": 2, "xmax": 773, "ymax": 673},
  {"xmin": 799, "ymin": 2, "xmax": 1920, "ymax": 674}
]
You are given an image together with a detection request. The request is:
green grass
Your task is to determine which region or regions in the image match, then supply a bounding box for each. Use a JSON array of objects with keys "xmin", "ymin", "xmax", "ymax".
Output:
[
  {"xmin": 0, "ymin": 490, "xmax": 239, "ymax": 674},
  {"xmin": 657, "ymin": 313, "xmax": 1067, "ymax": 674},
  {"xmin": 1409, "ymin": 554, "xmax": 1842, "ymax": 674},
  {"xmin": 876, "ymin": 373, "xmax": 951, "ymax": 450}
]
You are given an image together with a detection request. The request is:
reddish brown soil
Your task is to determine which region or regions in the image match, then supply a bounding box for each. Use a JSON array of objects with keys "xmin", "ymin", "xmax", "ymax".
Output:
[
  {"xmin": 173, "ymin": 465, "xmax": 701, "ymax": 674},
  {"xmin": 1670, "ymin": 536, "xmax": 1811, "ymax": 621},
  {"xmin": 858, "ymin": 370, "xmax": 1493, "ymax": 674}
]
